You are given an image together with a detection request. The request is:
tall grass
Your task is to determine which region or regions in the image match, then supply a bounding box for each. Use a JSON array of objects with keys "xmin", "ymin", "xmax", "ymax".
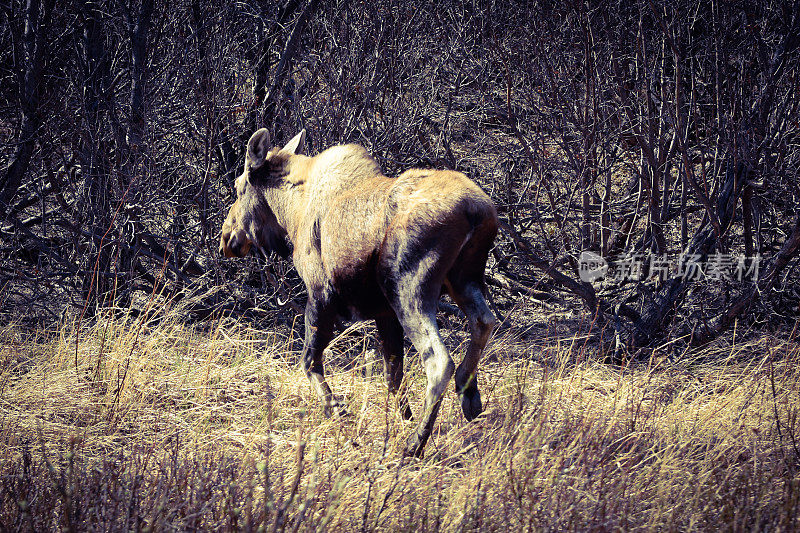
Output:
[{"xmin": 1, "ymin": 308, "xmax": 799, "ymax": 531}]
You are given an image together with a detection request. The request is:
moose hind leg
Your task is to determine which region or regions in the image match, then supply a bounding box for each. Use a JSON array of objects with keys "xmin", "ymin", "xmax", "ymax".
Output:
[
  {"xmin": 393, "ymin": 304, "xmax": 454, "ymax": 457},
  {"xmin": 448, "ymin": 281, "xmax": 496, "ymax": 421},
  {"xmin": 375, "ymin": 314, "xmax": 413, "ymax": 420},
  {"xmin": 302, "ymin": 297, "xmax": 344, "ymax": 417},
  {"xmin": 380, "ymin": 229, "xmax": 465, "ymax": 456}
]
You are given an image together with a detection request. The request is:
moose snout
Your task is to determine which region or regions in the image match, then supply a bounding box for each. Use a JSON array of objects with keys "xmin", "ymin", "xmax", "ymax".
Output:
[{"xmin": 220, "ymin": 229, "xmax": 252, "ymax": 258}]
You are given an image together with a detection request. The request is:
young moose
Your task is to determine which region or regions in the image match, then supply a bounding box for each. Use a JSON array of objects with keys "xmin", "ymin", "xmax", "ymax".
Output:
[{"xmin": 220, "ymin": 129, "xmax": 497, "ymax": 456}]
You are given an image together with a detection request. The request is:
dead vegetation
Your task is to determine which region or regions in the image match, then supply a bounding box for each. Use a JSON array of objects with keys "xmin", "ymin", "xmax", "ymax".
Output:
[{"xmin": 2, "ymin": 304, "xmax": 799, "ymax": 530}]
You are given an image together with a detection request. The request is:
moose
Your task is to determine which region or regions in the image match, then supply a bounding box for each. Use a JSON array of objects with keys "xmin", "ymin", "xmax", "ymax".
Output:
[{"xmin": 220, "ymin": 129, "xmax": 498, "ymax": 456}]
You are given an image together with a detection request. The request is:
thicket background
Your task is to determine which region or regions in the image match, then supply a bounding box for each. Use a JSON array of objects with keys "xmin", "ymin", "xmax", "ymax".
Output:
[{"xmin": 2, "ymin": 0, "xmax": 799, "ymax": 351}]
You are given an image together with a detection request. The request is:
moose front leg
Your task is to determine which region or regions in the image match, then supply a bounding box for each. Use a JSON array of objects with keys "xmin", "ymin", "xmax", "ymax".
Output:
[{"xmin": 301, "ymin": 297, "xmax": 344, "ymax": 417}]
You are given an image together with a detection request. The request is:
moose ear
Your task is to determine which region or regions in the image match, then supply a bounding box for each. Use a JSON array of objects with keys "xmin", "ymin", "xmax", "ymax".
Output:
[
  {"xmin": 282, "ymin": 129, "xmax": 306, "ymax": 155},
  {"xmin": 247, "ymin": 128, "xmax": 271, "ymax": 169}
]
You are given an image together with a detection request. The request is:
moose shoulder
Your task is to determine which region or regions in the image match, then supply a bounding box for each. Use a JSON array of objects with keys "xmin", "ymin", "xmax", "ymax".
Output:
[{"xmin": 220, "ymin": 129, "xmax": 498, "ymax": 457}]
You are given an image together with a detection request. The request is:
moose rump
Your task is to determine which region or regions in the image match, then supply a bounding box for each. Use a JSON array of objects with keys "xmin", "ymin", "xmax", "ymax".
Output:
[{"xmin": 220, "ymin": 129, "xmax": 498, "ymax": 457}]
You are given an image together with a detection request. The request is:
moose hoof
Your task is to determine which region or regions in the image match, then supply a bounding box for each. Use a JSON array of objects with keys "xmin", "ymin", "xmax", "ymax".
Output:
[
  {"xmin": 323, "ymin": 399, "xmax": 348, "ymax": 418},
  {"xmin": 403, "ymin": 432, "xmax": 426, "ymax": 458},
  {"xmin": 459, "ymin": 389, "xmax": 483, "ymax": 421}
]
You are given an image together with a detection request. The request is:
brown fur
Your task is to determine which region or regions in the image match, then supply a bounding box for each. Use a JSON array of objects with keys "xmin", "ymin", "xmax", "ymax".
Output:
[{"xmin": 221, "ymin": 129, "xmax": 498, "ymax": 457}]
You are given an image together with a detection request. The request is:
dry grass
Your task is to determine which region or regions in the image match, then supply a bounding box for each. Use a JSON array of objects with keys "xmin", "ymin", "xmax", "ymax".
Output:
[{"xmin": 1, "ymin": 307, "xmax": 799, "ymax": 531}]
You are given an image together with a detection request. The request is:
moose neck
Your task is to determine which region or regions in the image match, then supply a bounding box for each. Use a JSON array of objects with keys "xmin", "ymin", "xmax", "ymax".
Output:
[
  {"xmin": 260, "ymin": 155, "xmax": 311, "ymax": 246},
  {"xmin": 259, "ymin": 185, "xmax": 300, "ymax": 244}
]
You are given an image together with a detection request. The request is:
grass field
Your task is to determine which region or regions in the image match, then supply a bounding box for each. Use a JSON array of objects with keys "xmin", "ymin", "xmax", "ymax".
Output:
[{"xmin": 2, "ymin": 306, "xmax": 799, "ymax": 531}]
